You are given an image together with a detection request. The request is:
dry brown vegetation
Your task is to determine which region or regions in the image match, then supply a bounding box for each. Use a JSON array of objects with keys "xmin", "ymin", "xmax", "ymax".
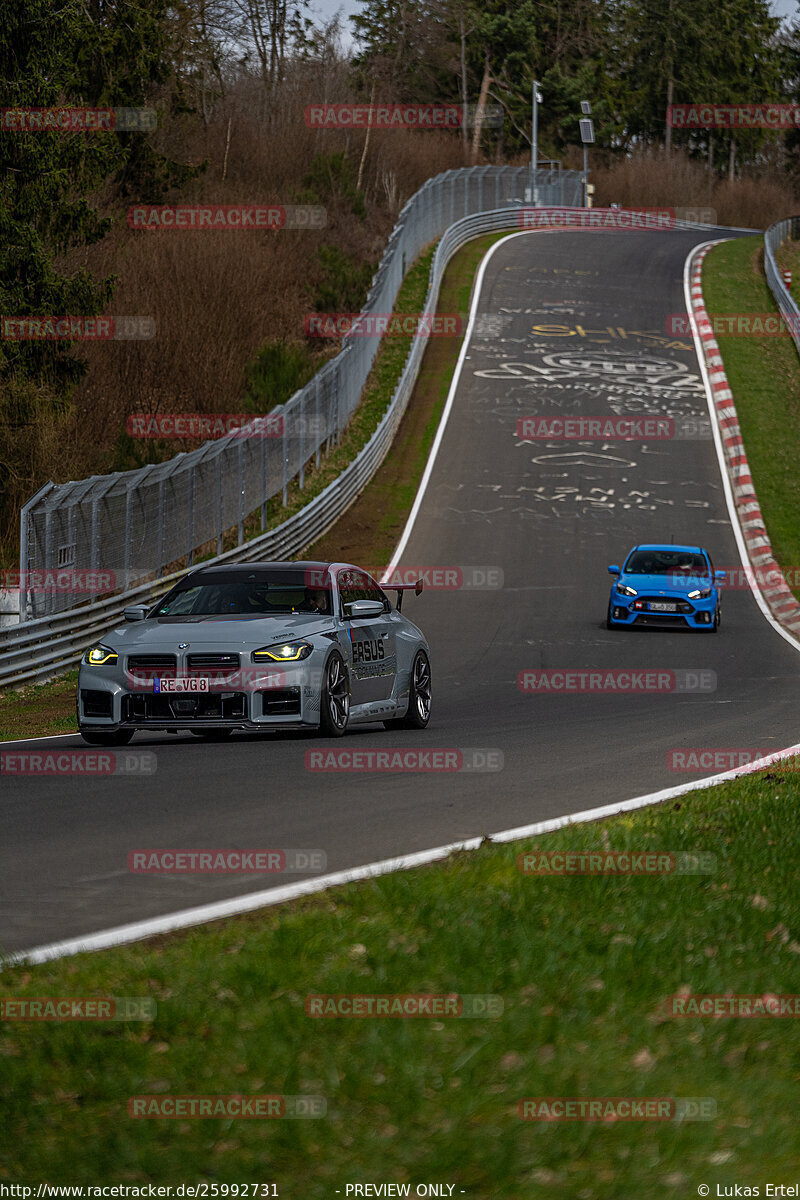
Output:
[{"xmin": 593, "ymin": 149, "xmax": 799, "ymax": 228}]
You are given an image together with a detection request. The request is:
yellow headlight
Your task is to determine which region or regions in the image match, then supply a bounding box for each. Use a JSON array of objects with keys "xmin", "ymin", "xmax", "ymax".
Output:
[
  {"xmin": 253, "ymin": 642, "xmax": 312, "ymax": 662},
  {"xmin": 85, "ymin": 645, "xmax": 118, "ymax": 665}
]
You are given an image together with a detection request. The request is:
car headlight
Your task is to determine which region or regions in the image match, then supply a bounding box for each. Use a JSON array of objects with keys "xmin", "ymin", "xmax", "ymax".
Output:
[
  {"xmin": 616, "ymin": 583, "xmax": 638, "ymax": 597},
  {"xmin": 688, "ymin": 588, "xmax": 712, "ymax": 600},
  {"xmin": 252, "ymin": 641, "xmax": 313, "ymax": 662},
  {"xmin": 84, "ymin": 644, "xmax": 118, "ymax": 666}
]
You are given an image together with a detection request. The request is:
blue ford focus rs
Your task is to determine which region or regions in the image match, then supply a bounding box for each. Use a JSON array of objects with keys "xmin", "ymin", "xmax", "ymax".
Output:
[{"xmin": 606, "ymin": 544, "xmax": 725, "ymax": 631}]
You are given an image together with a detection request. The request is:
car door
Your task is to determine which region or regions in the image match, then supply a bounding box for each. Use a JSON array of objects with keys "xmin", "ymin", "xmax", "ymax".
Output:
[{"xmin": 337, "ymin": 569, "xmax": 397, "ymax": 704}]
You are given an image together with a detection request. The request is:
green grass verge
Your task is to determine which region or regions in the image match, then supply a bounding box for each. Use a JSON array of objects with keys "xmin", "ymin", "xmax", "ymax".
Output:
[
  {"xmin": 0, "ymin": 670, "xmax": 79, "ymax": 741},
  {"xmin": 701, "ymin": 238, "xmax": 800, "ymax": 587},
  {"xmin": 2, "ymin": 772, "xmax": 800, "ymax": 1189}
]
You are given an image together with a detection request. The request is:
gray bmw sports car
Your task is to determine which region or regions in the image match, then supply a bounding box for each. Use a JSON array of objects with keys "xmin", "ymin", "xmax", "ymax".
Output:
[{"xmin": 77, "ymin": 562, "xmax": 431, "ymax": 744}]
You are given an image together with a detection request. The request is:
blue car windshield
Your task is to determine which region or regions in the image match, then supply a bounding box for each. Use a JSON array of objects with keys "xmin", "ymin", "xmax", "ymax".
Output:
[
  {"xmin": 155, "ymin": 570, "xmax": 332, "ymax": 616},
  {"xmin": 624, "ymin": 550, "xmax": 709, "ymax": 576}
]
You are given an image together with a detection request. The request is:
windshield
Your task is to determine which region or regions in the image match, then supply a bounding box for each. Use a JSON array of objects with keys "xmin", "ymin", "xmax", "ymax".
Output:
[
  {"xmin": 154, "ymin": 569, "xmax": 332, "ymax": 616},
  {"xmin": 624, "ymin": 550, "xmax": 708, "ymax": 576}
]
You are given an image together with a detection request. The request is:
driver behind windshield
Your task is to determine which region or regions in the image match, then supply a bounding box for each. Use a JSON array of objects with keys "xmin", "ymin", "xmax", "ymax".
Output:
[{"xmin": 297, "ymin": 586, "xmax": 330, "ymax": 614}]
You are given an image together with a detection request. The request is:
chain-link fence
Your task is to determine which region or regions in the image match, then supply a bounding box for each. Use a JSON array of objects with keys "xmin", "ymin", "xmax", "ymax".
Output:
[
  {"xmin": 764, "ymin": 216, "xmax": 800, "ymax": 361},
  {"xmin": 17, "ymin": 166, "xmax": 585, "ymax": 620}
]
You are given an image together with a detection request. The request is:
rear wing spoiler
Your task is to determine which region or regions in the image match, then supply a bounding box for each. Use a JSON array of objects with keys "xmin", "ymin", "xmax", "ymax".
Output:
[{"xmin": 384, "ymin": 578, "xmax": 424, "ymax": 612}]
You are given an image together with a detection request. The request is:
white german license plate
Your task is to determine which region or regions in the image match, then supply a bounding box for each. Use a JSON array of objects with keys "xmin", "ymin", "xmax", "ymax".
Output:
[
  {"xmin": 155, "ymin": 677, "xmax": 209, "ymax": 693},
  {"xmin": 649, "ymin": 602, "xmax": 677, "ymax": 612}
]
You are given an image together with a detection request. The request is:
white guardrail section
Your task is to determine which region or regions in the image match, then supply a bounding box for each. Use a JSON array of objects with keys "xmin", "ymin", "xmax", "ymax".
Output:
[
  {"xmin": 0, "ymin": 202, "xmax": 728, "ymax": 689},
  {"xmin": 763, "ymin": 215, "xmax": 800, "ymax": 358}
]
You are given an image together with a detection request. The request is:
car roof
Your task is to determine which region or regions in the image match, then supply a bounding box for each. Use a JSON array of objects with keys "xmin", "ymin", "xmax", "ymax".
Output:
[{"xmin": 183, "ymin": 561, "xmax": 363, "ymax": 581}]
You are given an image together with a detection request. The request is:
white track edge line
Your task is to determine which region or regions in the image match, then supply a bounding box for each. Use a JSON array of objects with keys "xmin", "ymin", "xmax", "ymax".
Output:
[
  {"xmin": 7, "ymin": 740, "xmax": 800, "ymax": 969},
  {"xmin": 385, "ymin": 228, "xmax": 530, "ymax": 574}
]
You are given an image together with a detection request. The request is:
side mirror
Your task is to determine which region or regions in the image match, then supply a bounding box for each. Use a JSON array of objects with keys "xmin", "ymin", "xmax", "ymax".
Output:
[
  {"xmin": 714, "ymin": 571, "xmax": 726, "ymax": 582},
  {"xmin": 123, "ymin": 604, "xmax": 150, "ymax": 621},
  {"xmin": 346, "ymin": 599, "xmax": 385, "ymax": 619},
  {"xmin": 607, "ymin": 565, "xmax": 621, "ymax": 576}
]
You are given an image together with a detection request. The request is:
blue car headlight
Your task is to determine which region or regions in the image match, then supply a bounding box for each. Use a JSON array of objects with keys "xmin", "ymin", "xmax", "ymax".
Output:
[
  {"xmin": 252, "ymin": 641, "xmax": 313, "ymax": 662},
  {"xmin": 688, "ymin": 588, "xmax": 712, "ymax": 600},
  {"xmin": 616, "ymin": 583, "xmax": 638, "ymax": 597},
  {"xmin": 84, "ymin": 644, "xmax": 118, "ymax": 666}
]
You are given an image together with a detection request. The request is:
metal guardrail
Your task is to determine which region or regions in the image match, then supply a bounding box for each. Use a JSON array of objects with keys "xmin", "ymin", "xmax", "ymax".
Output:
[
  {"xmin": 16, "ymin": 166, "xmax": 585, "ymax": 624},
  {"xmin": 0, "ymin": 203, "xmax": 730, "ymax": 690},
  {"xmin": 763, "ymin": 216, "xmax": 800, "ymax": 358}
]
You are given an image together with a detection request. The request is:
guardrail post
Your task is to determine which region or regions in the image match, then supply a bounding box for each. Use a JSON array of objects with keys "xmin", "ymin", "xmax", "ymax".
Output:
[
  {"xmin": 282, "ymin": 414, "xmax": 288, "ymax": 506},
  {"xmin": 260, "ymin": 429, "xmax": 267, "ymax": 531},
  {"xmin": 157, "ymin": 479, "xmax": 166, "ymax": 578},
  {"xmin": 237, "ymin": 439, "xmax": 245, "ymax": 545},
  {"xmin": 17, "ymin": 481, "xmax": 54, "ymax": 622},
  {"xmin": 216, "ymin": 455, "xmax": 223, "ymax": 555},
  {"xmin": 315, "ymin": 375, "xmax": 322, "ymax": 468},
  {"xmin": 187, "ymin": 466, "xmax": 195, "ymax": 565},
  {"xmin": 44, "ymin": 508, "xmax": 54, "ymax": 615},
  {"xmin": 298, "ymin": 400, "xmax": 305, "ymax": 491},
  {"xmin": 124, "ymin": 488, "xmax": 133, "ymax": 589},
  {"xmin": 89, "ymin": 497, "xmax": 99, "ymax": 606}
]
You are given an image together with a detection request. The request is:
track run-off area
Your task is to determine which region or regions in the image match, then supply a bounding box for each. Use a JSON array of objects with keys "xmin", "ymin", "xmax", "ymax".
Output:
[{"xmin": 5, "ymin": 226, "xmax": 800, "ymax": 957}]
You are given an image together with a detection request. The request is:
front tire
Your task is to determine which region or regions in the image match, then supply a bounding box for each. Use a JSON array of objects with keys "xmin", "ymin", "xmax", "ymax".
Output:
[
  {"xmin": 318, "ymin": 652, "xmax": 350, "ymax": 737},
  {"xmin": 396, "ymin": 650, "xmax": 432, "ymax": 729},
  {"xmin": 606, "ymin": 602, "xmax": 614, "ymax": 630},
  {"xmin": 80, "ymin": 728, "xmax": 135, "ymax": 746}
]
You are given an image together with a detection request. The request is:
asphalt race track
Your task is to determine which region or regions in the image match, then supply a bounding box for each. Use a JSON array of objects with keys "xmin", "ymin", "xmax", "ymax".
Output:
[{"xmin": 5, "ymin": 227, "xmax": 800, "ymax": 956}]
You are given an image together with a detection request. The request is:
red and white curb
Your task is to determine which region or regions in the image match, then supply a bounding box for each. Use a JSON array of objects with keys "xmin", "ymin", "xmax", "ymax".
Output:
[{"xmin": 689, "ymin": 243, "xmax": 800, "ymax": 637}]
